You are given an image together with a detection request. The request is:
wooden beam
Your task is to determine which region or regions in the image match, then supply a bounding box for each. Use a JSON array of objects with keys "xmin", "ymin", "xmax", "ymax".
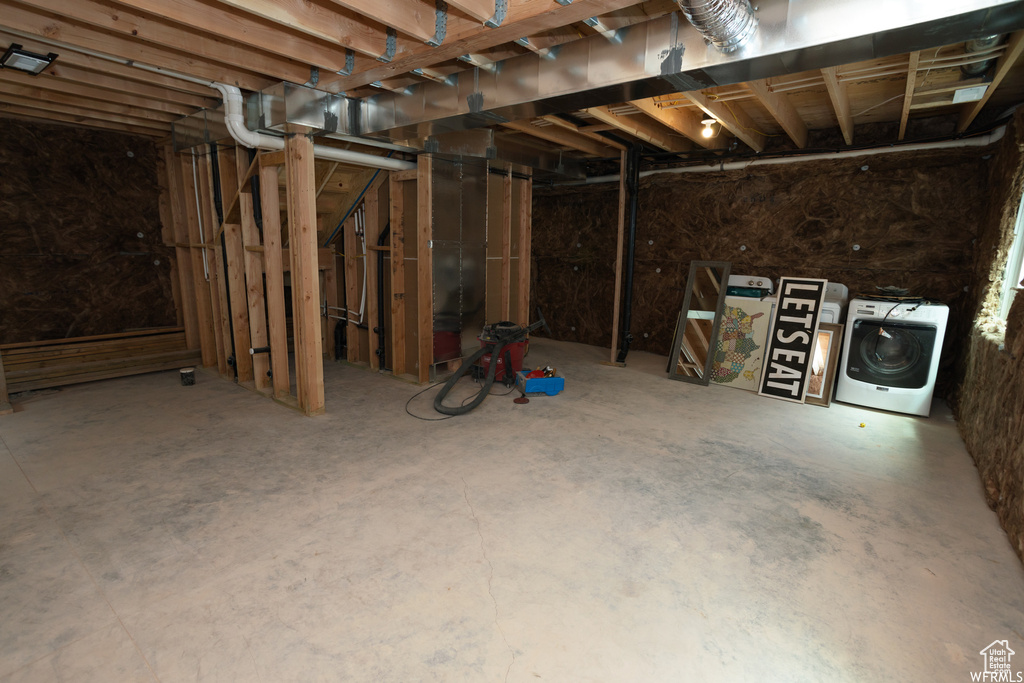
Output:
[
  {"xmin": 324, "ymin": 0, "xmax": 640, "ymax": 91},
  {"xmin": 197, "ymin": 153, "xmax": 231, "ymax": 377},
  {"xmin": 746, "ymin": 79, "xmax": 808, "ymax": 148},
  {"xmin": 0, "ymin": 351, "xmax": 14, "ymax": 415},
  {"xmin": 259, "ymin": 156, "xmax": 291, "ymax": 399},
  {"xmin": 0, "ymin": 107, "xmax": 162, "ymax": 138},
  {"xmin": 285, "ymin": 131, "xmax": 326, "ymax": 415},
  {"xmin": 0, "ymin": 2, "xmax": 273, "ymax": 92},
  {"xmin": 445, "ymin": 0, "xmax": 496, "ymax": 24},
  {"xmin": 0, "ymin": 28, "xmax": 219, "ymax": 102},
  {"xmin": 629, "ymin": 98, "xmax": 725, "ymax": 150},
  {"xmin": 326, "ymin": 0, "xmax": 436, "ymax": 43},
  {"xmin": 585, "ymin": 106, "xmax": 688, "ymax": 152},
  {"xmin": 501, "ymin": 167, "xmax": 513, "ymax": 319},
  {"xmin": 364, "ymin": 174, "xmax": 387, "ymax": 371},
  {"xmin": 178, "ymin": 153, "xmax": 218, "ymax": 367},
  {"xmin": 958, "ymin": 31, "xmax": 1024, "ymax": 133},
  {"xmin": 503, "ymin": 120, "xmax": 618, "ymax": 157},
  {"xmin": 416, "ymin": 155, "xmax": 433, "ymax": 383},
  {"xmin": 234, "ymin": 149, "xmax": 271, "ymax": 392},
  {"xmin": 13, "ymin": 0, "xmax": 313, "ymax": 84},
  {"xmin": 216, "ymin": 0, "xmax": 390, "ymax": 62},
  {"xmin": 0, "ymin": 77, "xmax": 183, "ymax": 121},
  {"xmin": 216, "ymin": 146, "xmax": 254, "ymax": 383},
  {"xmin": 684, "ymin": 91, "xmax": 768, "ymax": 152},
  {"xmin": 898, "ymin": 51, "xmax": 921, "ymax": 141},
  {"xmin": 541, "ymin": 114, "xmax": 628, "ymax": 151},
  {"xmin": 342, "ymin": 214, "xmax": 362, "ymax": 364},
  {"xmin": 821, "ymin": 66, "xmax": 854, "ymax": 146},
  {"xmin": 30, "ymin": 59, "xmax": 214, "ymax": 109},
  {"xmin": 516, "ymin": 173, "xmax": 532, "ymax": 329},
  {"xmin": 0, "ymin": 97, "xmax": 169, "ymax": 135},
  {"xmin": 389, "ymin": 174, "xmax": 408, "ymax": 377},
  {"xmin": 609, "ymin": 149, "xmax": 627, "ymax": 364},
  {"xmin": 162, "ymin": 145, "xmax": 200, "ymax": 351}
]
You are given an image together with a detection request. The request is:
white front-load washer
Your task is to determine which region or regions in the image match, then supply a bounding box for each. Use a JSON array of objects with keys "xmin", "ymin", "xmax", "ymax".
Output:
[{"xmin": 835, "ymin": 297, "xmax": 949, "ymax": 417}]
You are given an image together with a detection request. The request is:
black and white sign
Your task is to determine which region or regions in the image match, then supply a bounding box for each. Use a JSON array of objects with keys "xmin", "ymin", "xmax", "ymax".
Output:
[{"xmin": 758, "ymin": 277, "xmax": 828, "ymax": 403}]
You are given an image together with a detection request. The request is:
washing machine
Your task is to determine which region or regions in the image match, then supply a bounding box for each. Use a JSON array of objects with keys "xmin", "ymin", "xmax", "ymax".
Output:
[{"xmin": 835, "ymin": 297, "xmax": 949, "ymax": 417}]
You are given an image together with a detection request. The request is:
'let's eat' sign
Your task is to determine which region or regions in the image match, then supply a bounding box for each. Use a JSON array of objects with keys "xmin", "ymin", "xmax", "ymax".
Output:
[{"xmin": 758, "ymin": 277, "xmax": 828, "ymax": 403}]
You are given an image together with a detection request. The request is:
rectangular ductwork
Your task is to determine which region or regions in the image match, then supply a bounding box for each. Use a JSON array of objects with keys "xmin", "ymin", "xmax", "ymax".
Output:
[
  {"xmin": 246, "ymin": 82, "xmax": 350, "ymax": 134},
  {"xmin": 355, "ymin": 0, "xmax": 1024, "ymax": 141}
]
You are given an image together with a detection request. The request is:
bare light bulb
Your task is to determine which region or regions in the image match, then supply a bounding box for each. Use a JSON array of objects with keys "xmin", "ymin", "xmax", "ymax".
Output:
[{"xmin": 701, "ymin": 118, "xmax": 716, "ymax": 138}]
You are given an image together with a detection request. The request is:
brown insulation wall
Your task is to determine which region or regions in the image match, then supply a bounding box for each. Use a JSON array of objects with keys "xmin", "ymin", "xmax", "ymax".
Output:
[
  {"xmin": 956, "ymin": 111, "xmax": 1024, "ymax": 564},
  {"xmin": 0, "ymin": 120, "xmax": 175, "ymax": 344},
  {"xmin": 533, "ymin": 148, "xmax": 990, "ymax": 396}
]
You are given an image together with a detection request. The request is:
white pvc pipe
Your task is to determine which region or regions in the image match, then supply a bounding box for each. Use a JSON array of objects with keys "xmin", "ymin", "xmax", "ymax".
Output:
[
  {"xmin": 190, "ymin": 151, "xmax": 210, "ymax": 281},
  {"xmin": 565, "ymin": 125, "xmax": 1007, "ymax": 185},
  {"xmin": 209, "ymin": 84, "xmax": 415, "ymax": 172}
]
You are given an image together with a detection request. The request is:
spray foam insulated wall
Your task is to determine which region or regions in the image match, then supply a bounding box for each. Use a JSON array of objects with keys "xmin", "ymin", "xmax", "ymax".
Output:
[{"xmin": 0, "ymin": 120, "xmax": 176, "ymax": 344}]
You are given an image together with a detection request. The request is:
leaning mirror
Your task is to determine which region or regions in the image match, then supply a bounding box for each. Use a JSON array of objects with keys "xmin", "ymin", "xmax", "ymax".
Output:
[{"xmin": 668, "ymin": 260, "xmax": 732, "ymax": 384}]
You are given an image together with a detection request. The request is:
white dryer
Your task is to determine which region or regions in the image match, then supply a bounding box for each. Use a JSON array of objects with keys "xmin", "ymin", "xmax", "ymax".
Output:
[{"xmin": 835, "ymin": 297, "xmax": 949, "ymax": 417}]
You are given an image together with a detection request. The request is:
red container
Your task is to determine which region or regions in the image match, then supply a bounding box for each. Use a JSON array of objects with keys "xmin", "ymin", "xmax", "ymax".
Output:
[
  {"xmin": 479, "ymin": 339, "xmax": 527, "ymax": 381},
  {"xmin": 433, "ymin": 331, "xmax": 462, "ymax": 362}
]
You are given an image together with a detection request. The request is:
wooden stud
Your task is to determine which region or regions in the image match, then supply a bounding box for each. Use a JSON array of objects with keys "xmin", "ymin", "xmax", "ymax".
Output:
[
  {"xmin": 259, "ymin": 156, "xmax": 291, "ymax": 399},
  {"xmin": 746, "ymin": 79, "xmax": 809, "ymax": 149},
  {"xmin": 501, "ymin": 166, "xmax": 513, "ymax": 320},
  {"xmin": 389, "ymin": 175, "xmax": 408, "ymax": 377},
  {"xmin": 178, "ymin": 153, "xmax": 218, "ymax": 367},
  {"xmin": 821, "ymin": 67, "xmax": 854, "ymax": 146},
  {"xmin": 517, "ymin": 174, "xmax": 533, "ymax": 329},
  {"xmin": 416, "ymin": 155, "xmax": 434, "ymax": 384},
  {"xmin": 324, "ymin": 257, "xmax": 339, "ymax": 362},
  {"xmin": 162, "ymin": 145, "xmax": 200, "ymax": 351},
  {"xmin": 958, "ymin": 31, "xmax": 1024, "ymax": 133},
  {"xmin": 217, "ymin": 146, "xmax": 254, "ymax": 383},
  {"xmin": 198, "ymin": 154, "xmax": 231, "ymax": 377},
  {"xmin": 343, "ymin": 214, "xmax": 361, "ymax": 364},
  {"xmin": 364, "ymin": 175, "xmax": 386, "ymax": 371},
  {"xmin": 234, "ymin": 150, "xmax": 271, "ymax": 392},
  {"xmin": 285, "ymin": 131, "xmax": 325, "ymax": 415},
  {"xmin": 898, "ymin": 51, "xmax": 921, "ymax": 141},
  {"xmin": 609, "ymin": 149, "xmax": 627, "ymax": 364}
]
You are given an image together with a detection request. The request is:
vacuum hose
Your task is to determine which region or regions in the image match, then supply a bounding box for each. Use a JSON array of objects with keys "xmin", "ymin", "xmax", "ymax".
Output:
[{"xmin": 432, "ymin": 340, "xmax": 511, "ymax": 416}]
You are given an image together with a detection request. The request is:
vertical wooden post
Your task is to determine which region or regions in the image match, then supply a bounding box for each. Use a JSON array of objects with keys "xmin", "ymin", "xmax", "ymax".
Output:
[
  {"xmin": 197, "ymin": 153, "xmax": 230, "ymax": 376},
  {"xmin": 236, "ymin": 151, "xmax": 271, "ymax": 391},
  {"xmin": 364, "ymin": 177, "xmax": 384, "ymax": 371},
  {"xmin": 285, "ymin": 131, "xmax": 325, "ymax": 415},
  {"xmin": 163, "ymin": 145, "xmax": 200, "ymax": 350},
  {"xmin": 343, "ymin": 214, "xmax": 361, "ymax": 364},
  {"xmin": 179, "ymin": 153, "xmax": 217, "ymax": 367},
  {"xmin": 517, "ymin": 173, "xmax": 533, "ymax": 328},
  {"xmin": 217, "ymin": 146, "xmax": 254, "ymax": 383},
  {"xmin": 259, "ymin": 158, "xmax": 291, "ymax": 399},
  {"xmin": 609, "ymin": 149, "xmax": 628, "ymax": 364},
  {"xmin": 501, "ymin": 166, "xmax": 513, "ymax": 320},
  {"xmin": 0, "ymin": 351, "xmax": 12, "ymax": 415},
  {"xmin": 155, "ymin": 149, "xmax": 185, "ymax": 329},
  {"xmin": 324, "ymin": 258, "xmax": 339, "ymax": 361},
  {"xmin": 389, "ymin": 175, "xmax": 407, "ymax": 377},
  {"xmin": 416, "ymin": 155, "xmax": 433, "ymax": 383}
]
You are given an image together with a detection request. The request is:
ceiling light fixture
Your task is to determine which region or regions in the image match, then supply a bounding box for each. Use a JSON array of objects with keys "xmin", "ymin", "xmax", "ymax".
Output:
[
  {"xmin": 0, "ymin": 44, "xmax": 57, "ymax": 75},
  {"xmin": 701, "ymin": 118, "xmax": 719, "ymax": 139}
]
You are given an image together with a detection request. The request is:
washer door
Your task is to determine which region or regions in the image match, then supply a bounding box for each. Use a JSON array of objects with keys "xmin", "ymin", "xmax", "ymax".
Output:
[{"xmin": 845, "ymin": 320, "xmax": 938, "ymax": 389}]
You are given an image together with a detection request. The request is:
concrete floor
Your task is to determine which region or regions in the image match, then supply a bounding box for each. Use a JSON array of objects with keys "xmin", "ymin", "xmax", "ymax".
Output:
[{"xmin": 1, "ymin": 338, "xmax": 1022, "ymax": 682}]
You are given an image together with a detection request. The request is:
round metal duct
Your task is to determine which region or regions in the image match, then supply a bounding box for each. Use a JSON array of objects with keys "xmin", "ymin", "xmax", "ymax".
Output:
[{"xmin": 676, "ymin": 0, "xmax": 758, "ymax": 53}]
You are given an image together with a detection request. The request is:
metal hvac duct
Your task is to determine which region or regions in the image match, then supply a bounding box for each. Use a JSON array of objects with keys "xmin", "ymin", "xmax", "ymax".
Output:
[{"xmin": 676, "ymin": 0, "xmax": 758, "ymax": 53}]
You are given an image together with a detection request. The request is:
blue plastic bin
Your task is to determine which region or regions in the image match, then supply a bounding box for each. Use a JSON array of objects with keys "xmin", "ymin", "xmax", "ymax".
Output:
[{"xmin": 516, "ymin": 371, "xmax": 565, "ymax": 396}]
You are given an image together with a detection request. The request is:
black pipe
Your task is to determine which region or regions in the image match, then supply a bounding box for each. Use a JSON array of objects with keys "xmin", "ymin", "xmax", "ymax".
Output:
[
  {"xmin": 375, "ymin": 221, "xmax": 391, "ymax": 369},
  {"xmin": 615, "ymin": 144, "xmax": 642, "ymax": 363},
  {"xmin": 247, "ymin": 147, "xmax": 263, "ymax": 237}
]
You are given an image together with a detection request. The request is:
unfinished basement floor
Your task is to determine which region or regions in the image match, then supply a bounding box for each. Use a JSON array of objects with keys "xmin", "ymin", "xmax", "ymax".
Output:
[{"xmin": 1, "ymin": 339, "xmax": 1022, "ymax": 682}]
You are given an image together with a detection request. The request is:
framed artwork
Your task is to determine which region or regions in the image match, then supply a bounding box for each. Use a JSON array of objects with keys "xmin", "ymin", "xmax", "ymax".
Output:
[
  {"xmin": 710, "ymin": 296, "xmax": 774, "ymax": 392},
  {"xmin": 758, "ymin": 277, "xmax": 828, "ymax": 403},
  {"xmin": 805, "ymin": 323, "xmax": 843, "ymax": 407}
]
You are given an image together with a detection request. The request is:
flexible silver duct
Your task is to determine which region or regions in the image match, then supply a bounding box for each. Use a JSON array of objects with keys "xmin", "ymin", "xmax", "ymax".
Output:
[{"xmin": 676, "ymin": 0, "xmax": 758, "ymax": 53}]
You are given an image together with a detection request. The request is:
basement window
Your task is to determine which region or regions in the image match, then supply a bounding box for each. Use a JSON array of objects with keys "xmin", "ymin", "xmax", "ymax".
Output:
[{"xmin": 999, "ymin": 190, "xmax": 1024, "ymax": 319}]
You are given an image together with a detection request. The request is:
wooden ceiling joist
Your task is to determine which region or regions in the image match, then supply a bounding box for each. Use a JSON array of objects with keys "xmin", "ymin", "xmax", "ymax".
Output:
[
  {"xmin": 327, "ymin": 0, "xmax": 436, "ymax": 43},
  {"xmin": 898, "ymin": 51, "xmax": 921, "ymax": 141},
  {"xmin": 0, "ymin": 97, "xmax": 170, "ymax": 133},
  {"xmin": 957, "ymin": 31, "xmax": 1024, "ymax": 133},
  {"xmin": 821, "ymin": 66, "xmax": 854, "ymax": 145},
  {"xmin": 0, "ymin": 108, "xmax": 164, "ymax": 137},
  {"xmin": 629, "ymin": 98, "xmax": 725, "ymax": 150},
  {"xmin": 502, "ymin": 120, "xmax": 619, "ymax": 157},
  {"xmin": 35, "ymin": 61, "xmax": 214, "ymax": 110},
  {"xmin": 540, "ymin": 114, "xmax": 627, "ymax": 151},
  {"xmin": 746, "ymin": 78, "xmax": 808, "ymax": 148},
  {"xmin": 683, "ymin": 91, "xmax": 767, "ymax": 152},
  {"xmin": 0, "ymin": 69, "xmax": 195, "ymax": 117},
  {"xmin": 104, "ymin": 0, "xmax": 374, "ymax": 72},
  {"xmin": 0, "ymin": 2, "xmax": 274, "ymax": 91},
  {"xmin": 584, "ymin": 106, "xmax": 689, "ymax": 152}
]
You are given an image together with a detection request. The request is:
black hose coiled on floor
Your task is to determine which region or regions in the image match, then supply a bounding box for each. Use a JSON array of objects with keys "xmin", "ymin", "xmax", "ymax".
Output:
[{"xmin": 433, "ymin": 340, "xmax": 511, "ymax": 416}]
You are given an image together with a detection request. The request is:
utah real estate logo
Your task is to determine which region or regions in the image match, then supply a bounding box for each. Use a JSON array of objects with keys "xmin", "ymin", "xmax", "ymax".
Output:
[{"xmin": 973, "ymin": 640, "xmax": 1022, "ymax": 682}]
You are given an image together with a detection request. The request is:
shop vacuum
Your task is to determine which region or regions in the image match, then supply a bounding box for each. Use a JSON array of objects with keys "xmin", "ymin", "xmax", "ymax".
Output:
[{"xmin": 433, "ymin": 308, "xmax": 551, "ymax": 416}]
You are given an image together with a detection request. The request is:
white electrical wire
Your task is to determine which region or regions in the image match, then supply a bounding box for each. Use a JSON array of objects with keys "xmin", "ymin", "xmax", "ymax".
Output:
[{"xmin": 190, "ymin": 150, "xmax": 210, "ymax": 281}]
